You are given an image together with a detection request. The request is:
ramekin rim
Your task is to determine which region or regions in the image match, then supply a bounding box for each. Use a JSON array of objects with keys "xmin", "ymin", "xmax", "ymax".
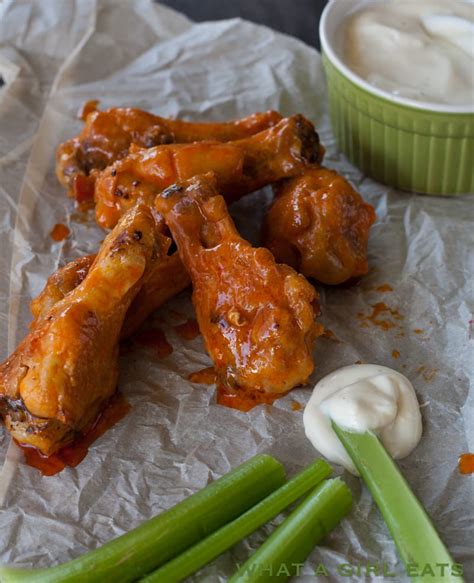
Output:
[{"xmin": 319, "ymin": 0, "xmax": 474, "ymax": 115}]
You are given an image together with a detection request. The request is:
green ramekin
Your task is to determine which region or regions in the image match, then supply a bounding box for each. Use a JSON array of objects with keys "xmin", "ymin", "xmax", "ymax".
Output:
[{"xmin": 320, "ymin": 0, "xmax": 474, "ymax": 196}]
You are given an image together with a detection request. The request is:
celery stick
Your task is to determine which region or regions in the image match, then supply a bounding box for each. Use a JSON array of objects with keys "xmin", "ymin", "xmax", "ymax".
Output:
[
  {"xmin": 333, "ymin": 424, "xmax": 461, "ymax": 583},
  {"xmin": 230, "ymin": 478, "xmax": 352, "ymax": 582},
  {"xmin": 0, "ymin": 454, "xmax": 285, "ymax": 583},
  {"xmin": 142, "ymin": 459, "xmax": 332, "ymax": 582}
]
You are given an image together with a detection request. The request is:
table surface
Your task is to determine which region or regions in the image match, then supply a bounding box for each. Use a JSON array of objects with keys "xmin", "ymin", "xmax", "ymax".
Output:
[{"xmin": 158, "ymin": 0, "xmax": 328, "ymax": 48}]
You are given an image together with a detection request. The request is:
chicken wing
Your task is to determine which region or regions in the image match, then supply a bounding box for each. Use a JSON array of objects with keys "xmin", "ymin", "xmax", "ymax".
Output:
[
  {"xmin": 94, "ymin": 115, "xmax": 321, "ymax": 229},
  {"xmin": 56, "ymin": 102, "xmax": 283, "ymax": 200},
  {"xmin": 30, "ymin": 255, "xmax": 95, "ymax": 325},
  {"xmin": 31, "ymin": 227, "xmax": 189, "ymax": 338},
  {"xmin": 0, "ymin": 205, "xmax": 168, "ymax": 456},
  {"xmin": 263, "ymin": 168, "xmax": 376, "ymax": 285},
  {"xmin": 155, "ymin": 173, "xmax": 323, "ymax": 395}
]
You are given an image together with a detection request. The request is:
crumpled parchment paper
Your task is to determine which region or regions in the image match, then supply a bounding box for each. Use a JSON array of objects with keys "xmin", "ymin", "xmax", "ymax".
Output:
[{"xmin": 0, "ymin": 1, "xmax": 472, "ymax": 581}]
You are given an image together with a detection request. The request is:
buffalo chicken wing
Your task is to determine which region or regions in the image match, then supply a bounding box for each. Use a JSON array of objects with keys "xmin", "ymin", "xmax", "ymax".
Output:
[
  {"xmin": 0, "ymin": 205, "xmax": 168, "ymax": 456},
  {"xmin": 31, "ymin": 226, "xmax": 189, "ymax": 338},
  {"xmin": 155, "ymin": 174, "xmax": 323, "ymax": 395},
  {"xmin": 94, "ymin": 115, "xmax": 321, "ymax": 229},
  {"xmin": 56, "ymin": 103, "xmax": 283, "ymax": 201},
  {"xmin": 263, "ymin": 168, "xmax": 376, "ymax": 285}
]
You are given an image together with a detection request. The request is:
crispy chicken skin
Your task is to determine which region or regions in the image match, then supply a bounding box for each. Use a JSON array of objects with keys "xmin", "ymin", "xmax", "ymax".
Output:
[
  {"xmin": 56, "ymin": 102, "xmax": 283, "ymax": 200},
  {"xmin": 155, "ymin": 174, "xmax": 323, "ymax": 394},
  {"xmin": 0, "ymin": 205, "xmax": 168, "ymax": 456},
  {"xmin": 94, "ymin": 115, "xmax": 321, "ymax": 229},
  {"xmin": 30, "ymin": 255, "xmax": 95, "ymax": 325},
  {"xmin": 30, "ymin": 227, "xmax": 190, "ymax": 338},
  {"xmin": 263, "ymin": 168, "xmax": 376, "ymax": 285}
]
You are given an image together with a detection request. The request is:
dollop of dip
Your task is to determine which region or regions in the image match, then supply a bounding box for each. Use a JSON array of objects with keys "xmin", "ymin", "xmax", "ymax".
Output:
[
  {"xmin": 303, "ymin": 364, "xmax": 422, "ymax": 474},
  {"xmin": 343, "ymin": 0, "xmax": 474, "ymax": 106}
]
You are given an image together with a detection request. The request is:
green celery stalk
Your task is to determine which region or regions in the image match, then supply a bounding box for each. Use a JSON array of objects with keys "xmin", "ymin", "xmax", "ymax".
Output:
[
  {"xmin": 333, "ymin": 423, "xmax": 462, "ymax": 583},
  {"xmin": 142, "ymin": 459, "xmax": 332, "ymax": 582},
  {"xmin": 229, "ymin": 478, "xmax": 352, "ymax": 582},
  {"xmin": 0, "ymin": 454, "xmax": 285, "ymax": 583}
]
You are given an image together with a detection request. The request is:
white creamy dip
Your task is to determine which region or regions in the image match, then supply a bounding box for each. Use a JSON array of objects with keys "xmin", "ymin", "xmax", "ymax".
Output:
[
  {"xmin": 343, "ymin": 0, "xmax": 474, "ymax": 106},
  {"xmin": 303, "ymin": 364, "xmax": 422, "ymax": 474}
]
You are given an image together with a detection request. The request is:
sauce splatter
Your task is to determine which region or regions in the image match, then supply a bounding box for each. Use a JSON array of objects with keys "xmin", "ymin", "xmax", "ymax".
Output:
[
  {"xmin": 174, "ymin": 318, "xmax": 200, "ymax": 341},
  {"xmin": 375, "ymin": 283, "xmax": 393, "ymax": 293},
  {"xmin": 354, "ymin": 360, "xmax": 363, "ymax": 365},
  {"xmin": 50, "ymin": 223, "xmax": 70, "ymax": 242},
  {"xmin": 188, "ymin": 367, "xmax": 216, "ymax": 385},
  {"xmin": 458, "ymin": 453, "xmax": 474, "ymax": 475},
  {"xmin": 322, "ymin": 329, "xmax": 341, "ymax": 343},
  {"xmin": 392, "ymin": 350, "xmax": 401, "ymax": 359},
  {"xmin": 413, "ymin": 329, "xmax": 424, "ymax": 335},
  {"xmin": 134, "ymin": 327, "xmax": 173, "ymax": 358},
  {"xmin": 416, "ymin": 365, "xmax": 438, "ymax": 382},
  {"xmin": 20, "ymin": 393, "xmax": 130, "ymax": 476},
  {"xmin": 291, "ymin": 401, "xmax": 302, "ymax": 411},
  {"xmin": 357, "ymin": 302, "xmax": 404, "ymax": 331},
  {"xmin": 79, "ymin": 99, "xmax": 99, "ymax": 121},
  {"xmin": 216, "ymin": 386, "xmax": 282, "ymax": 412}
]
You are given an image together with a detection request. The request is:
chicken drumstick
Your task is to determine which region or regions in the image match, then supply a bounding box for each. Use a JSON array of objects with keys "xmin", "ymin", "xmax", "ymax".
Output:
[
  {"xmin": 155, "ymin": 173, "xmax": 323, "ymax": 396},
  {"xmin": 94, "ymin": 115, "xmax": 321, "ymax": 229},
  {"xmin": 56, "ymin": 103, "xmax": 283, "ymax": 201},
  {"xmin": 0, "ymin": 205, "xmax": 169, "ymax": 456}
]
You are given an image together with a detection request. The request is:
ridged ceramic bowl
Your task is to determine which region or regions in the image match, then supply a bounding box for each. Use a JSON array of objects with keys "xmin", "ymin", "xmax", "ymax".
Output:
[{"xmin": 320, "ymin": 0, "xmax": 474, "ymax": 196}]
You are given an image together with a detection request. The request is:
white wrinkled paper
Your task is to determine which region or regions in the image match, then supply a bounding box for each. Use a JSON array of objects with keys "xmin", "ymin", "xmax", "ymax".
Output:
[{"xmin": 0, "ymin": 1, "xmax": 472, "ymax": 581}]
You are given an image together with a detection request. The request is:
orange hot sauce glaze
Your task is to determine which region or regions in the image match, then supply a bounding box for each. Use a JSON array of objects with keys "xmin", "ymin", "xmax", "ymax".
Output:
[
  {"xmin": 19, "ymin": 394, "xmax": 131, "ymax": 476},
  {"xmin": 50, "ymin": 223, "xmax": 70, "ymax": 242},
  {"xmin": 174, "ymin": 318, "xmax": 200, "ymax": 341},
  {"xmin": 134, "ymin": 327, "xmax": 173, "ymax": 358},
  {"xmin": 458, "ymin": 453, "xmax": 474, "ymax": 475}
]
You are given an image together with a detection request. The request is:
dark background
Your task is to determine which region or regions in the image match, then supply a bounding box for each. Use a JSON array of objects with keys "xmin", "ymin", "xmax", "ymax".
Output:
[{"xmin": 158, "ymin": 0, "xmax": 328, "ymax": 48}]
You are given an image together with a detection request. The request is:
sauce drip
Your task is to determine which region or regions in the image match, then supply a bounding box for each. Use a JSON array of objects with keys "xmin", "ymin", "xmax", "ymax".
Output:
[
  {"xmin": 216, "ymin": 386, "xmax": 282, "ymax": 412},
  {"xmin": 458, "ymin": 453, "xmax": 474, "ymax": 475},
  {"xmin": 392, "ymin": 350, "xmax": 401, "ymax": 359},
  {"xmin": 357, "ymin": 302, "xmax": 404, "ymax": 331},
  {"xmin": 413, "ymin": 328, "xmax": 424, "ymax": 335},
  {"xmin": 322, "ymin": 329, "xmax": 341, "ymax": 343},
  {"xmin": 50, "ymin": 223, "xmax": 70, "ymax": 242},
  {"xmin": 188, "ymin": 367, "xmax": 216, "ymax": 385},
  {"xmin": 291, "ymin": 401, "xmax": 302, "ymax": 411},
  {"xmin": 73, "ymin": 174, "xmax": 96, "ymax": 205},
  {"xmin": 79, "ymin": 99, "xmax": 99, "ymax": 121},
  {"xmin": 174, "ymin": 318, "xmax": 200, "ymax": 341},
  {"xmin": 20, "ymin": 393, "xmax": 131, "ymax": 476},
  {"xmin": 416, "ymin": 365, "xmax": 438, "ymax": 382},
  {"xmin": 134, "ymin": 327, "xmax": 173, "ymax": 358},
  {"xmin": 375, "ymin": 283, "xmax": 393, "ymax": 293}
]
